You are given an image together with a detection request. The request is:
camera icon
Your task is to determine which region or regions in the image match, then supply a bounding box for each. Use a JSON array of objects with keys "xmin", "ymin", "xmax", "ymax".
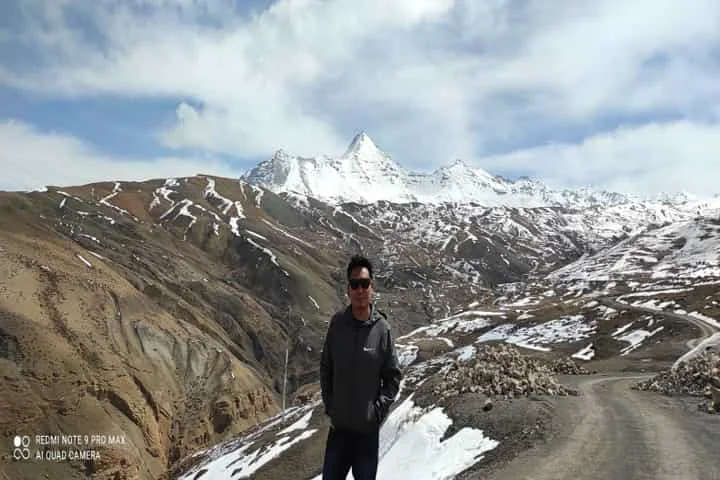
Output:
[{"xmin": 12, "ymin": 435, "xmax": 31, "ymax": 461}]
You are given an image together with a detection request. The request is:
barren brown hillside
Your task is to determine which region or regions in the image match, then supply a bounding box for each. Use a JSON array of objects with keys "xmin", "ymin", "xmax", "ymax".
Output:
[{"xmin": 0, "ymin": 177, "xmax": 370, "ymax": 480}]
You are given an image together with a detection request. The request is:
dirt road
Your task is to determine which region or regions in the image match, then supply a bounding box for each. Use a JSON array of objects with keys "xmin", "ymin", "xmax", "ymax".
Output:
[
  {"xmin": 483, "ymin": 373, "xmax": 720, "ymax": 480},
  {"xmin": 483, "ymin": 297, "xmax": 720, "ymax": 480},
  {"xmin": 597, "ymin": 297, "xmax": 718, "ymax": 349}
]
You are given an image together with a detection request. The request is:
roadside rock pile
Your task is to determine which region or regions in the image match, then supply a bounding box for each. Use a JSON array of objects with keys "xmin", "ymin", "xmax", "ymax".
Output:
[
  {"xmin": 550, "ymin": 358, "xmax": 590, "ymax": 375},
  {"xmin": 635, "ymin": 351, "xmax": 720, "ymax": 413},
  {"xmin": 433, "ymin": 344, "xmax": 573, "ymax": 401}
]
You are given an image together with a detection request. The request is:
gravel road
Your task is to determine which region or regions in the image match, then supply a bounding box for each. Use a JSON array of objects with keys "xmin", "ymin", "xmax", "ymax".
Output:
[
  {"xmin": 485, "ymin": 373, "xmax": 720, "ymax": 480},
  {"xmin": 483, "ymin": 296, "xmax": 720, "ymax": 480}
]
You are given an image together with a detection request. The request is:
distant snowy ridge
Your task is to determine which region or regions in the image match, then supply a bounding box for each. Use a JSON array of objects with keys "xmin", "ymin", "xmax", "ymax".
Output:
[{"xmin": 243, "ymin": 132, "xmax": 711, "ymax": 209}]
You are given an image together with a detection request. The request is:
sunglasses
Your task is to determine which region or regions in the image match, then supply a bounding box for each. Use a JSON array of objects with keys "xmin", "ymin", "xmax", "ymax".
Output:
[{"xmin": 348, "ymin": 278, "xmax": 372, "ymax": 290}]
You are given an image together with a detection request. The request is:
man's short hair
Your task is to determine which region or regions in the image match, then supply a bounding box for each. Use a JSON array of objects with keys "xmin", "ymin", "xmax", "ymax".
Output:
[{"xmin": 347, "ymin": 254, "xmax": 374, "ymax": 281}]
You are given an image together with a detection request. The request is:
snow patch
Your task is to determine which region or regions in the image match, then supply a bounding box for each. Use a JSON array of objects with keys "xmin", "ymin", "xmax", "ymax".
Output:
[
  {"xmin": 396, "ymin": 344, "xmax": 419, "ymax": 368},
  {"xmin": 455, "ymin": 345, "xmax": 477, "ymax": 362},
  {"xmin": 245, "ymin": 229, "xmax": 268, "ymax": 241},
  {"xmin": 572, "ymin": 344, "xmax": 595, "ymax": 360},
  {"xmin": 277, "ymin": 411, "xmax": 313, "ymax": 435},
  {"xmin": 246, "ymin": 238, "xmax": 289, "ymax": 276},
  {"xmin": 262, "ymin": 219, "xmax": 314, "ymax": 248},
  {"xmin": 76, "ymin": 254, "xmax": 92, "ymax": 268},
  {"xmin": 308, "ymin": 296, "xmax": 320, "ymax": 310},
  {"xmin": 616, "ymin": 327, "xmax": 665, "ymax": 355},
  {"xmin": 476, "ymin": 316, "xmax": 595, "ymax": 351},
  {"xmin": 203, "ymin": 177, "xmax": 234, "ymax": 215}
]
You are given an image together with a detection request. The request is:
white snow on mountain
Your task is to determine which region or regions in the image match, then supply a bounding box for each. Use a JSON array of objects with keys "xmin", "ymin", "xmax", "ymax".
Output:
[
  {"xmin": 549, "ymin": 214, "xmax": 720, "ymax": 281},
  {"xmin": 475, "ymin": 316, "xmax": 596, "ymax": 352},
  {"xmin": 243, "ymin": 132, "xmax": 714, "ymax": 210}
]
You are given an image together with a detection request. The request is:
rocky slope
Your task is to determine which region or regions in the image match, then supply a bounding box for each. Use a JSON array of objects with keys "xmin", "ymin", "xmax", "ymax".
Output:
[{"xmin": 1, "ymin": 177, "xmax": 370, "ymax": 479}]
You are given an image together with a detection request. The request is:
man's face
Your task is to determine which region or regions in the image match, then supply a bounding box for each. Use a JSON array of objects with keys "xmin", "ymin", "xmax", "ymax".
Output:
[{"xmin": 347, "ymin": 267, "xmax": 374, "ymax": 308}]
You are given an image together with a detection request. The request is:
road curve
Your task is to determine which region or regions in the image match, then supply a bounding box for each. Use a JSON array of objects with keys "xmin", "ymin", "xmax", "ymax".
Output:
[
  {"xmin": 483, "ymin": 374, "xmax": 720, "ymax": 480},
  {"xmin": 597, "ymin": 297, "xmax": 718, "ymax": 349},
  {"xmin": 482, "ymin": 298, "xmax": 720, "ymax": 480}
]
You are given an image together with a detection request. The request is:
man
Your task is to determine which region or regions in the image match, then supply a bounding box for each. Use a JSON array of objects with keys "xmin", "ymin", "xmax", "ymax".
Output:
[{"xmin": 320, "ymin": 255, "xmax": 402, "ymax": 480}]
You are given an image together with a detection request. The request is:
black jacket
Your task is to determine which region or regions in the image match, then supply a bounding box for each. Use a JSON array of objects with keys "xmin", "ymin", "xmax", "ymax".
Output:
[{"xmin": 320, "ymin": 303, "xmax": 402, "ymax": 433}]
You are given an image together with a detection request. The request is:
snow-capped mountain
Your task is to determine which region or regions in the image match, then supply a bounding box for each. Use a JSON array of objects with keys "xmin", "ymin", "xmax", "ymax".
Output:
[{"xmin": 244, "ymin": 132, "xmax": 678, "ymax": 208}]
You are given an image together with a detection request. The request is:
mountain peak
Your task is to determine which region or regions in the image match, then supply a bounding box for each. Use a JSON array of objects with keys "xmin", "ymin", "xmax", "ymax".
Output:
[
  {"xmin": 244, "ymin": 137, "xmax": 654, "ymax": 208},
  {"xmin": 344, "ymin": 131, "xmax": 381, "ymax": 157},
  {"xmin": 442, "ymin": 158, "xmax": 469, "ymax": 170}
]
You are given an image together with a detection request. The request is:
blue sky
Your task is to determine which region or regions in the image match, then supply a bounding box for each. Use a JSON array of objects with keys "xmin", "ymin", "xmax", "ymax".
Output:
[{"xmin": 1, "ymin": 0, "xmax": 720, "ymax": 195}]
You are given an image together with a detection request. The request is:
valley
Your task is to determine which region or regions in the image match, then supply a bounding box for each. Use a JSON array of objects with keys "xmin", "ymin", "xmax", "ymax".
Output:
[{"xmin": 1, "ymin": 135, "xmax": 719, "ymax": 479}]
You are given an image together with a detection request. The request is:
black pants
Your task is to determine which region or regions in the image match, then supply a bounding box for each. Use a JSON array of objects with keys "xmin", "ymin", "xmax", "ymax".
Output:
[{"xmin": 322, "ymin": 426, "xmax": 379, "ymax": 480}]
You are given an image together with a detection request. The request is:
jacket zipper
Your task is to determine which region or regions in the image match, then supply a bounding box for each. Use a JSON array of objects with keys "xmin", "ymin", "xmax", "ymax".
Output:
[{"xmin": 351, "ymin": 325, "xmax": 358, "ymax": 426}]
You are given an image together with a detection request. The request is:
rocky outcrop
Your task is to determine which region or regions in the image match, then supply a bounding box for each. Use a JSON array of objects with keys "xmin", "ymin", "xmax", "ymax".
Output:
[
  {"xmin": 432, "ymin": 344, "xmax": 574, "ymax": 401},
  {"xmin": 635, "ymin": 351, "xmax": 720, "ymax": 413}
]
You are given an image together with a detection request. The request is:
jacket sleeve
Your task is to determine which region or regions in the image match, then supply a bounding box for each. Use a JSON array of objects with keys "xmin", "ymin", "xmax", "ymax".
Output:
[
  {"xmin": 376, "ymin": 327, "xmax": 402, "ymax": 422},
  {"xmin": 320, "ymin": 322, "xmax": 333, "ymax": 416}
]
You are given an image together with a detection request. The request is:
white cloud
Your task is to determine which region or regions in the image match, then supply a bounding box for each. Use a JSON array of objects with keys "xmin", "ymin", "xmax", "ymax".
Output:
[
  {"xmin": 0, "ymin": 120, "xmax": 243, "ymax": 191},
  {"xmin": 478, "ymin": 121, "xmax": 720, "ymax": 196},
  {"xmin": 2, "ymin": 0, "xmax": 720, "ymax": 194}
]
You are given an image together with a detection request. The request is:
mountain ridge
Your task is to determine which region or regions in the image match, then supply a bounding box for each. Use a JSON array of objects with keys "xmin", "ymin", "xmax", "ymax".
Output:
[{"xmin": 243, "ymin": 132, "xmax": 716, "ymax": 208}]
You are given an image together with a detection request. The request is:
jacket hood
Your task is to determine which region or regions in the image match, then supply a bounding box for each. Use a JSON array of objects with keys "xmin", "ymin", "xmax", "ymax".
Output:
[{"xmin": 343, "ymin": 302, "xmax": 386, "ymax": 327}]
